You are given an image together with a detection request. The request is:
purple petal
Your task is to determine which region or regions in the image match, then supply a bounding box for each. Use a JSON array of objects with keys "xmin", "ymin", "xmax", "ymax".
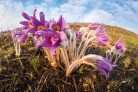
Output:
[
  {"xmin": 15, "ymin": 31, "xmax": 26, "ymax": 35},
  {"xmin": 35, "ymin": 31, "xmax": 54, "ymax": 38},
  {"xmin": 33, "ymin": 9, "xmax": 37, "ymax": 18},
  {"xmin": 40, "ymin": 12, "xmax": 45, "ymax": 23},
  {"xmin": 18, "ymin": 35, "xmax": 28, "ymax": 43},
  {"xmin": 36, "ymin": 39, "xmax": 51, "ymax": 48},
  {"xmin": 45, "ymin": 21, "xmax": 49, "ymax": 29},
  {"xmin": 76, "ymin": 31, "xmax": 82, "ymax": 39},
  {"xmin": 57, "ymin": 15, "xmax": 63, "ymax": 28},
  {"xmin": 31, "ymin": 17, "xmax": 40, "ymax": 27},
  {"xmin": 114, "ymin": 39, "xmax": 126, "ymax": 53},
  {"xmin": 88, "ymin": 23, "xmax": 101, "ymax": 30},
  {"xmin": 20, "ymin": 21, "xmax": 29, "ymax": 26},
  {"xmin": 98, "ymin": 59, "xmax": 113, "ymax": 71},
  {"xmin": 22, "ymin": 27, "xmax": 28, "ymax": 30},
  {"xmin": 98, "ymin": 67, "xmax": 109, "ymax": 78},
  {"xmin": 97, "ymin": 37, "xmax": 108, "ymax": 46},
  {"xmin": 27, "ymin": 28, "xmax": 36, "ymax": 33},
  {"xmin": 115, "ymin": 39, "xmax": 123, "ymax": 49},
  {"xmin": 22, "ymin": 12, "xmax": 30, "ymax": 20}
]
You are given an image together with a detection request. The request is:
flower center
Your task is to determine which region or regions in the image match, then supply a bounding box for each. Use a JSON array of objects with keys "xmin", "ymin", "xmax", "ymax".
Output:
[
  {"xmin": 37, "ymin": 25, "xmax": 45, "ymax": 31},
  {"xmin": 52, "ymin": 25, "xmax": 60, "ymax": 31},
  {"xmin": 28, "ymin": 23, "xmax": 34, "ymax": 28}
]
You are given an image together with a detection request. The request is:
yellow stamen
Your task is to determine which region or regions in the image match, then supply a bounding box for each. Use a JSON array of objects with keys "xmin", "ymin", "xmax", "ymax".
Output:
[
  {"xmin": 52, "ymin": 25, "xmax": 60, "ymax": 31},
  {"xmin": 29, "ymin": 23, "xmax": 34, "ymax": 28},
  {"xmin": 37, "ymin": 25, "xmax": 45, "ymax": 31}
]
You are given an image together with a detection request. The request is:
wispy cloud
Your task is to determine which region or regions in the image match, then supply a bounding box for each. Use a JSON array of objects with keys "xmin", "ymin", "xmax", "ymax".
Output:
[{"xmin": 0, "ymin": 0, "xmax": 137, "ymax": 34}]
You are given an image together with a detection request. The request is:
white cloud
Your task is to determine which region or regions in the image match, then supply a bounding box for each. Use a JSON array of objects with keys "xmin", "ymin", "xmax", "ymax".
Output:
[
  {"xmin": 106, "ymin": 1, "xmax": 138, "ymax": 33},
  {"xmin": 81, "ymin": 9, "xmax": 114, "ymax": 23},
  {"xmin": 0, "ymin": 0, "xmax": 137, "ymax": 34},
  {"xmin": 0, "ymin": 0, "xmax": 46, "ymax": 30}
]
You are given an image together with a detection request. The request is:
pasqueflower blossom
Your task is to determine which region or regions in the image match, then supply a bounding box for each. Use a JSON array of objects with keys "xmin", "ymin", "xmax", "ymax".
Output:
[
  {"xmin": 88, "ymin": 23, "xmax": 101, "ymax": 30},
  {"xmin": 96, "ymin": 58, "xmax": 113, "ymax": 78},
  {"xmin": 49, "ymin": 15, "xmax": 69, "ymax": 32},
  {"xmin": 114, "ymin": 39, "xmax": 126, "ymax": 54},
  {"xmin": 34, "ymin": 31, "xmax": 61, "ymax": 55},
  {"xmin": 20, "ymin": 9, "xmax": 48, "ymax": 34},
  {"xmin": 12, "ymin": 30, "xmax": 28, "ymax": 43},
  {"xmin": 88, "ymin": 24, "xmax": 109, "ymax": 46}
]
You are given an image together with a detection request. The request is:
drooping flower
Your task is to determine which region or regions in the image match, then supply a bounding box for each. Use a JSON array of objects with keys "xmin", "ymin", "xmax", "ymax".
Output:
[
  {"xmin": 88, "ymin": 24, "xmax": 109, "ymax": 46},
  {"xmin": 96, "ymin": 58, "xmax": 113, "ymax": 78},
  {"xmin": 114, "ymin": 39, "xmax": 126, "ymax": 53},
  {"xmin": 95, "ymin": 25, "xmax": 109, "ymax": 46},
  {"xmin": 49, "ymin": 15, "xmax": 69, "ymax": 32}
]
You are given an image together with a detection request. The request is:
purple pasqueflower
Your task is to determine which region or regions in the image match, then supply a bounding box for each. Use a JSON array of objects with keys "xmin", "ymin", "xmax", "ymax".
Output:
[
  {"xmin": 34, "ymin": 31, "xmax": 61, "ymax": 55},
  {"xmin": 49, "ymin": 15, "xmax": 69, "ymax": 32},
  {"xmin": 88, "ymin": 23, "xmax": 101, "ymax": 30},
  {"xmin": 12, "ymin": 30, "xmax": 28, "ymax": 43},
  {"xmin": 75, "ymin": 31, "xmax": 82, "ymax": 44},
  {"xmin": 20, "ymin": 9, "xmax": 48, "ymax": 34},
  {"xmin": 96, "ymin": 58, "xmax": 113, "ymax": 78},
  {"xmin": 88, "ymin": 23, "xmax": 109, "ymax": 46},
  {"xmin": 114, "ymin": 39, "xmax": 126, "ymax": 53},
  {"xmin": 35, "ymin": 31, "xmax": 61, "ymax": 47},
  {"xmin": 95, "ymin": 26, "xmax": 109, "ymax": 46},
  {"xmin": 76, "ymin": 31, "xmax": 82, "ymax": 39}
]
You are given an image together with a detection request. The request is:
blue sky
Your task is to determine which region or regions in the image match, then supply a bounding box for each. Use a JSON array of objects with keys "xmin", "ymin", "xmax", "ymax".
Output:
[{"xmin": 0, "ymin": 0, "xmax": 138, "ymax": 34}]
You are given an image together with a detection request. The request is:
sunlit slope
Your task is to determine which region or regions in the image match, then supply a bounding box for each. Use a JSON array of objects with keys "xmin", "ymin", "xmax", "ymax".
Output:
[{"xmin": 70, "ymin": 23, "xmax": 138, "ymax": 49}]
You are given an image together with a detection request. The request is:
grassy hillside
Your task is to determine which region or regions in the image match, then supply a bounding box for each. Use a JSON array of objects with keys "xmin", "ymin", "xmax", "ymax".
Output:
[
  {"xmin": 70, "ymin": 23, "xmax": 138, "ymax": 48},
  {"xmin": 0, "ymin": 24, "xmax": 138, "ymax": 92}
]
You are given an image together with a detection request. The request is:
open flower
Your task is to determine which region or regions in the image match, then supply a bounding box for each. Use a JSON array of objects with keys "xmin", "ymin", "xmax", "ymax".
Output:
[
  {"xmin": 49, "ymin": 15, "xmax": 69, "ymax": 32},
  {"xmin": 34, "ymin": 31, "xmax": 61, "ymax": 55},
  {"xmin": 20, "ymin": 9, "xmax": 48, "ymax": 34}
]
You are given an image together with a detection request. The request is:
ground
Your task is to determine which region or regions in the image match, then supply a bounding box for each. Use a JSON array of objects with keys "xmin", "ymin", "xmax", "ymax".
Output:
[{"xmin": 0, "ymin": 24, "xmax": 138, "ymax": 92}]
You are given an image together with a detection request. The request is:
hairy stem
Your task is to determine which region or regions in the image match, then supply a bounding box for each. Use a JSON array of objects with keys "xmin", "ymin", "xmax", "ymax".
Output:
[
  {"xmin": 60, "ymin": 48, "xmax": 70, "ymax": 69},
  {"xmin": 14, "ymin": 43, "xmax": 21, "ymax": 56},
  {"xmin": 66, "ymin": 55, "xmax": 97, "ymax": 76},
  {"xmin": 43, "ymin": 48, "xmax": 57, "ymax": 67},
  {"xmin": 78, "ymin": 37, "xmax": 95, "ymax": 58}
]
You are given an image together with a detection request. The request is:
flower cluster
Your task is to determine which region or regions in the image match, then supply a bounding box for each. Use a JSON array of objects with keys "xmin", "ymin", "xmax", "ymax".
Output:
[{"xmin": 12, "ymin": 9, "xmax": 126, "ymax": 78}]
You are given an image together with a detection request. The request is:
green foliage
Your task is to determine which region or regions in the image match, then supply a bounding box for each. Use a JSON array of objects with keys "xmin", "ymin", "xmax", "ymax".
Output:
[{"xmin": 30, "ymin": 56, "xmax": 40, "ymax": 70}]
